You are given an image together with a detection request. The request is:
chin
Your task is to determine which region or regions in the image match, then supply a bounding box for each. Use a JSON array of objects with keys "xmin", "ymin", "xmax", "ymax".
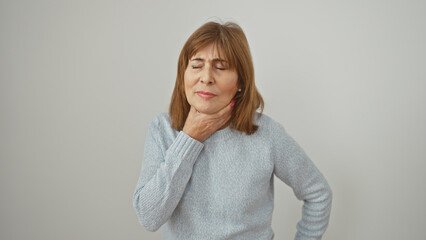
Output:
[
  {"xmin": 193, "ymin": 103, "xmax": 221, "ymax": 114},
  {"xmin": 195, "ymin": 107, "xmax": 217, "ymax": 114}
]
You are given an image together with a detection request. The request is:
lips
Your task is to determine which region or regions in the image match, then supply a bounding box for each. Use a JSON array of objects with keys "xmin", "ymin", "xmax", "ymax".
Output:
[{"xmin": 196, "ymin": 91, "xmax": 216, "ymax": 99}]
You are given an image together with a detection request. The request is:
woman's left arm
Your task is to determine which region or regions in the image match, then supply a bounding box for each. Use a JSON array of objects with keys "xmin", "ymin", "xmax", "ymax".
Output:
[{"xmin": 272, "ymin": 123, "xmax": 332, "ymax": 240}]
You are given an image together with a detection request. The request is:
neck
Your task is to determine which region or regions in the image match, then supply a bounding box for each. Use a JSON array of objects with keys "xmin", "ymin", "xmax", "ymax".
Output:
[{"xmin": 217, "ymin": 120, "xmax": 231, "ymax": 130}]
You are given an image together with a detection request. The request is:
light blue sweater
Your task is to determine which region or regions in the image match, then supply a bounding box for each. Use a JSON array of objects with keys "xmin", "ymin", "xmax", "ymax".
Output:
[{"xmin": 133, "ymin": 112, "xmax": 332, "ymax": 239}]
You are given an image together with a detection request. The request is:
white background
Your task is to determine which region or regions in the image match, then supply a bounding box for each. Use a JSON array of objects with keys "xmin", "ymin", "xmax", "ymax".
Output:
[{"xmin": 1, "ymin": 0, "xmax": 425, "ymax": 239}]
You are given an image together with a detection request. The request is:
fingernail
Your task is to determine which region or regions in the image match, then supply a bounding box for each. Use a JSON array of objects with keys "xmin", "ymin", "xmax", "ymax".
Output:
[{"xmin": 230, "ymin": 99, "xmax": 236, "ymax": 108}]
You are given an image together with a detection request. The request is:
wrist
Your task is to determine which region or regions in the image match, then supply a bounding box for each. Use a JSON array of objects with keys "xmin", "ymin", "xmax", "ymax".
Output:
[{"xmin": 182, "ymin": 127, "xmax": 204, "ymax": 142}]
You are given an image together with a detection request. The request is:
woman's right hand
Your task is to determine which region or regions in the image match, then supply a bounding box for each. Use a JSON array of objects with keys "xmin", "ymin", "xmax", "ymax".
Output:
[{"xmin": 183, "ymin": 100, "xmax": 235, "ymax": 142}]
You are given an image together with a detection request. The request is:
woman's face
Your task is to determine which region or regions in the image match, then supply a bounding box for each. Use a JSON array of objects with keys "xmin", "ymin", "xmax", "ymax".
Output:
[{"xmin": 184, "ymin": 43, "xmax": 239, "ymax": 114}]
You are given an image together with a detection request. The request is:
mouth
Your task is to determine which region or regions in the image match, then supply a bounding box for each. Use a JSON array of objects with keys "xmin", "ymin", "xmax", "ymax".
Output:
[{"xmin": 196, "ymin": 91, "xmax": 217, "ymax": 99}]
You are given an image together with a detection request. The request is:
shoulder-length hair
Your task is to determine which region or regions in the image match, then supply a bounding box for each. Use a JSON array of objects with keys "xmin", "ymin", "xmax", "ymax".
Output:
[{"xmin": 169, "ymin": 21, "xmax": 264, "ymax": 135}]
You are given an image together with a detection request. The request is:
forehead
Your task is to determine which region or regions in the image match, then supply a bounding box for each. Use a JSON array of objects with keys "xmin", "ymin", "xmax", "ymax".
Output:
[{"xmin": 191, "ymin": 42, "xmax": 226, "ymax": 59}]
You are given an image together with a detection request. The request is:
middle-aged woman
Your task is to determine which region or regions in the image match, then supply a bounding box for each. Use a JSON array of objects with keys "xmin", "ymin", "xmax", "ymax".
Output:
[{"xmin": 133, "ymin": 21, "xmax": 332, "ymax": 240}]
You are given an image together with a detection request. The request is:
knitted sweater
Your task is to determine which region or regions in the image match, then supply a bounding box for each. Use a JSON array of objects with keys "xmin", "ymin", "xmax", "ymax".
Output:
[{"xmin": 133, "ymin": 112, "xmax": 332, "ymax": 240}]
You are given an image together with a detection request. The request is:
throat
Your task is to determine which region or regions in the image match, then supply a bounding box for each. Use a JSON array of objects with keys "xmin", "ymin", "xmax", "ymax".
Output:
[{"xmin": 217, "ymin": 120, "xmax": 231, "ymax": 130}]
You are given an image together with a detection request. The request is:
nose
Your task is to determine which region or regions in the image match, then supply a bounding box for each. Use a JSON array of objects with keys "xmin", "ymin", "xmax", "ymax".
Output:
[{"xmin": 200, "ymin": 66, "xmax": 214, "ymax": 85}]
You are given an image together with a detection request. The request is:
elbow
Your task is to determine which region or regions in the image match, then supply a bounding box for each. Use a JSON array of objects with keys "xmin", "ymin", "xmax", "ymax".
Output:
[
  {"xmin": 132, "ymin": 194, "xmax": 163, "ymax": 232},
  {"xmin": 321, "ymin": 183, "xmax": 333, "ymax": 214},
  {"xmin": 303, "ymin": 181, "xmax": 333, "ymax": 208},
  {"xmin": 319, "ymin": 181, "xmax": 333, "ymax": 207},
  {"xmin": 325, "ymin": 182, "xmax": 333, "ymax": 203},
  {"xmin": 140, "ymin": 219, "xmax": 162, "ymax": 232}
]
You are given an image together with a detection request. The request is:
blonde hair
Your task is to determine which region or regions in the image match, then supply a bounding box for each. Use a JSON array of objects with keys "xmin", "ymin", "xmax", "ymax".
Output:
[{"xmin": 169, "ymin": 21, "xmax": 264, "ymax": 135}]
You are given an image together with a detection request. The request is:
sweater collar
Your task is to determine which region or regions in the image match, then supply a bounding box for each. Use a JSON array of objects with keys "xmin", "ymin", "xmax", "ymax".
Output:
[{"xmin": 204, "ymin": 126, "xmax": 236, "ymax": 143}]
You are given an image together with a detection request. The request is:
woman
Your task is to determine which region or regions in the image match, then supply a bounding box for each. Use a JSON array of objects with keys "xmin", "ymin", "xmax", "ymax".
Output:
[{"xmin": 133, "ymin": 21, "xmax": 332, "ymax": 240}]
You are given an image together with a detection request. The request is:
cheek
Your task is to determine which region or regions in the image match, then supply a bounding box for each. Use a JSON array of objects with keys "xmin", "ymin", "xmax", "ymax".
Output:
[
  {"xmin": 219, "ymin": 75, "xmax": 238, "ymax": 97},
  {"xmin": 183, "ymin": 71, "xmax": 191, "ymax": 92},
  {"xmin": 184, "ymin": 69, "xmax": 196, "ymax": 88},
  {"xmin": 183, "ymin": 70, "xmax": 195, "ymax": 102},
  {"xmin": 222, "ymin": 84, "xmax": 237, "ymax": 96}
]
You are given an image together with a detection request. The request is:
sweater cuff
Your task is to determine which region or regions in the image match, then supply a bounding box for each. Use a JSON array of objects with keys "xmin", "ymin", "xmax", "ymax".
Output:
[{"xmin": 167, "ymin": 131, "xmax": 204, "ymax": 165}]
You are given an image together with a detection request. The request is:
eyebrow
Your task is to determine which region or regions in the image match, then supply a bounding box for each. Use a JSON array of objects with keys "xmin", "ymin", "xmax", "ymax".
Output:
[{"xmin": 190, "ymin": 57, "xmax": 227, "ymax": 62}]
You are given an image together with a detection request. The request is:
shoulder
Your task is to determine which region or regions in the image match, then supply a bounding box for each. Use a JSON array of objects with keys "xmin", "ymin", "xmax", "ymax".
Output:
[
  {"xmin": 149, "ymin": 112, "xmax": 172, "ymax": 128},
  {"xmin": 147, "ymin": 112, "xmax": 178, "ymax": 141},
  {"xmin": 253, "ymin": 112, "xmax": 286, "ymax": 136}
]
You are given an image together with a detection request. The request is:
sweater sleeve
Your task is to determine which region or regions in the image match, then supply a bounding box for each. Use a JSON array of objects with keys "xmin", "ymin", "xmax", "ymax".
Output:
[
  {"xmin": 132, "ymin": 119, "xmax": 204, "ymax": 231},
  {"xmin": 272, "ymin": 123, "xmax": 332, "ymax": 240}
]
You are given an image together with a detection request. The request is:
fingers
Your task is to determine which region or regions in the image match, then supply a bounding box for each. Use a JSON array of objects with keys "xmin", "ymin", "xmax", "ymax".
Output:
[{"xmin": 184, "ymin": 102, "xmax": 234, "ymax": 141}]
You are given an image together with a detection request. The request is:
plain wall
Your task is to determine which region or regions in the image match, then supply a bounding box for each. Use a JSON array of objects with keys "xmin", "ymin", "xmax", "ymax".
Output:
[{"xmin": 1, "ymin": 0, "xmax": 425, "ymax": 239}]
